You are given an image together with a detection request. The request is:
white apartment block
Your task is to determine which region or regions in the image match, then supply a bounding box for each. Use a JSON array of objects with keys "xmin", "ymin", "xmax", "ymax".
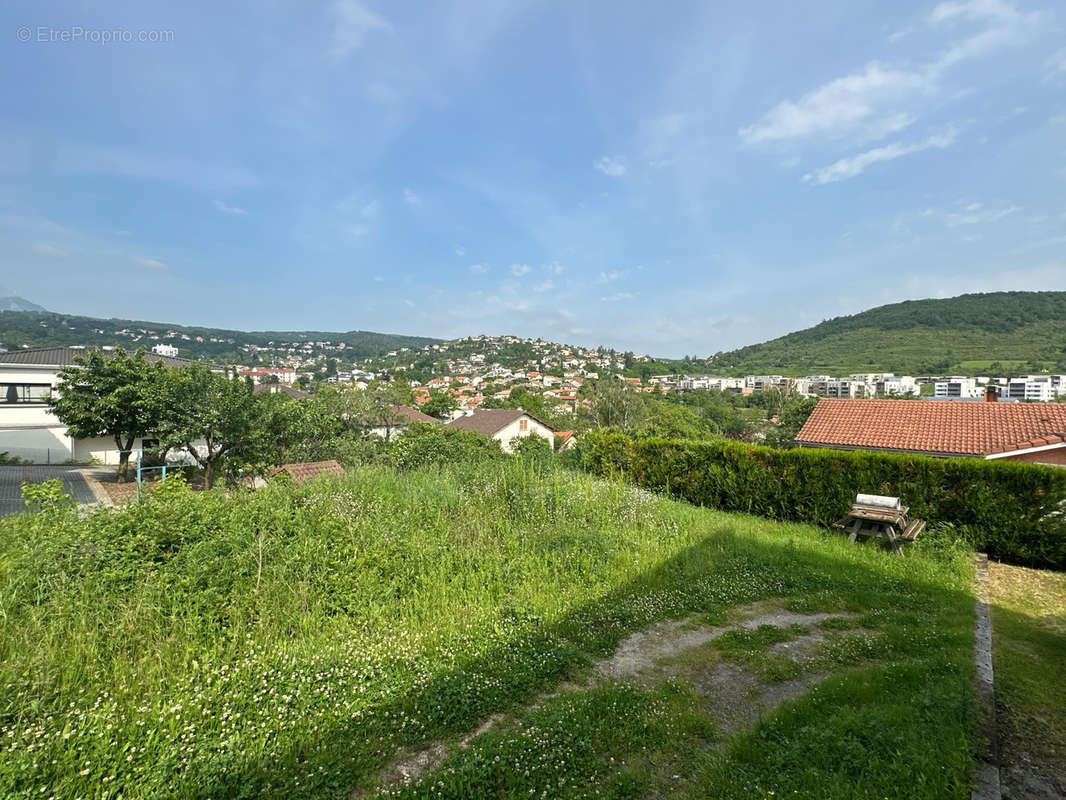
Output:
[
  {"xmin": 1005, "ymin": 376, "xmax": 1054, "ymax": 402},
  {"xmin": 151, "ymin": 343, "xmax": 179, "ymax": 358},
  {"xmin": 934, "ymin": 377, "xmax": 982, "ymax": 399}
]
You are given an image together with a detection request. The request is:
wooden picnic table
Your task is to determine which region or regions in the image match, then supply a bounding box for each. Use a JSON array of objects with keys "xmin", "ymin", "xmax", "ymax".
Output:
[{"xmin": 833, "ymin": 495, "xmax": 925, "ymax": 556}]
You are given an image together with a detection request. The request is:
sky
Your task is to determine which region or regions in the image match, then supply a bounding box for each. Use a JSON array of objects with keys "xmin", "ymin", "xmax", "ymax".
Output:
[{"xmin": 1, "ymin": 0, "xmax": 1065, "ymax": 357}]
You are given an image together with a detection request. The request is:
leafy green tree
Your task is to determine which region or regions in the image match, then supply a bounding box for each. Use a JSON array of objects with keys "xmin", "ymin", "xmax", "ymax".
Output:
[
  {"xmin": 421, "ymin": 389, "xmax": 458, "ymax": 420},
  {"xmin": 581, "ymin": 380, "xmax": 647, "ymax": 430},
  {"xmin": 49, "ymin": 347, "xmax": 165, "ymax": 482},
  {"xmin": 153, "ymin": 364, "xmax": 270, "ymax": 488}
]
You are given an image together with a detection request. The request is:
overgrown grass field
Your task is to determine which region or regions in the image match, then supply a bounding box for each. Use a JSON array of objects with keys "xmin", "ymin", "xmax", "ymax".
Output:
[{"xmin": 0, "ymin": 463, "xmax": 977, "ymax": 798}]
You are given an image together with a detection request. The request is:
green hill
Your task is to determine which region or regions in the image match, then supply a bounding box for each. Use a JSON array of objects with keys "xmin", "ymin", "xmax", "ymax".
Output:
[
  {"xmin": 0, "ymin": 309, "xmax": 439, "ymax": 363},
  {"xmin": 710, "ymin": 291, "xmax": 1066, "ymax": 376}
]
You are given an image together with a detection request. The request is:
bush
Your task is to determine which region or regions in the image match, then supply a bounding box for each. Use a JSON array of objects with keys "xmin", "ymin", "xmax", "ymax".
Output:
[
  {"xmin": 576, "ymin": 431, "xmax": 1066, "ymax": 568},
  {"xmin": 20, "ymin": 479, "xmax": 73, "ymax": 511},
  {"xmin": 392, "ymin": 421, "xmax": 506, "ymax": 470},
  {"xmin": 510, "ymin": 434, "xmax": 555, "ymax": 471}
]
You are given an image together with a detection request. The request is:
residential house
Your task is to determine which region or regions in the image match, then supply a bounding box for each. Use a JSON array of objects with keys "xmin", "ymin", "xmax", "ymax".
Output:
[
  {"xmin": 795, "ymin": 397, "xmax": 1066, "ymax": 465},
  {"xmin": 0, "ymin": 346, "xmax": 193, "ymax": 464},
  {"xmin": 447, "ymin": 408, "xmax": 556, "ymax": 453},
  {"xmin": 367, "ymin": 405, "xmax": 440, "ymax": 439}
]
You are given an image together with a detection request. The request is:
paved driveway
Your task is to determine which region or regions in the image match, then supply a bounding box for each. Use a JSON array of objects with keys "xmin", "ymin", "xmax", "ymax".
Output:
[{"xmin": 0, "ymin": 465, "xmax": 111, "ymax": 516}]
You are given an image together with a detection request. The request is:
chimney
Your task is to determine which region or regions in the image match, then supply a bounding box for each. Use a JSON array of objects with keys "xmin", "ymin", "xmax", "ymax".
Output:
[{"xmin": 985, "ymin": 386, "xmax": 998, "ymax": 402}]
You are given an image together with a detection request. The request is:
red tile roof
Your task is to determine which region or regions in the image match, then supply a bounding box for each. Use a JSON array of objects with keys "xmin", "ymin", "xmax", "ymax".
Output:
[
  {"xmin": 796, "ymin": 398, "xmax": 1066, "ymax": 457},
  {"xmin": 269, "ymin": 460, "xmax": 345, "ymax": 483},
  {"xmin": 448, "ymin": 408, "xmax": 556, "ymax": 436}
]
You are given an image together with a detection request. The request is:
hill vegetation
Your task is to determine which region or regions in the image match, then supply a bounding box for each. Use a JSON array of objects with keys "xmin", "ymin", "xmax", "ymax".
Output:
[
  {"xmin": 0, "ymin": 309, "xmax": 438, "ymax": 361},
  {"xmin": 709, "ymin": 291, "xmax": 1066, "ymax": 376}
]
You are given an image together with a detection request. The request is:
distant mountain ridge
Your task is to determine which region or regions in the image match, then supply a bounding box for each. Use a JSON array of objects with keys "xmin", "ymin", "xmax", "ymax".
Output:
[
  {"xmin": 0, "ymin": 309, "xmax": 438, "ymax": 362},
  {"xmin": 0, "ymin": 296, "xmax": 47, "ymax": 312},
  {"xmin": 710, "ymin": 291, "xmax": 1066, "ymax": 376}
]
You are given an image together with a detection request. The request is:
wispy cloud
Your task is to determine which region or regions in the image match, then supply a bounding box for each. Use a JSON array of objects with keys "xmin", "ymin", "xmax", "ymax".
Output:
[
  {"xmin": 803, "ymin": 129, "xmax": 958, "ymax": 185},
  {"xmin": 468, "ymin": 263, "xmax": 488, "ymax": 274},
  {"xmin": 741, "ymin": 0, "xmax": 1038, "ymax": 150},
  {"xmin": 928, "ymin": 0, "xmax": 1040, "ymax": 72},
  {"xmin": 56, "ymin": 145, "xmax": 259, "ymax": 193},
  {"xmin": 133, "ymin": 256, "xmax": 168, "ymax": 270},
  {"xmin": 544, "ymin": 261, "xmax": 565, "ymax": 275},
  {"xmin": 455, "ymin": 246, "xmax": 466, "ymax": 256},
  {"xmin": 403, "ymin": 187, "xmax": 421, "ymax": 206},
  {"xmin": 329, "ymin": 0, "xmax": 391, "ymax": 60},
  {"xmin": 1046, "ymin": 48, "xmax": 1066, "ymax": 81},
  {"xmin": 213, "ymin": 199, "xmax": 247, "ymax": 215},
  {"xmin": 31, "ymin": 243, "xmax": 68, "ymax": 258},
  {"xmin": 740, "ymin": 63, "xmax": 929, "ymax": 145},
  {"xmin": 594, "ymin": 156, "xmax": 627, "ymax": 177},
  {"xmin": 601, "ymin": 291, "xmax": 636, "ymax": 302},
  {"xmin": 597, "ymin": 269, "xmax": 625, "ymax": 282},
  {"xmin": 510, "ymin": 263, "xmax": 531, "ymax": 277},
  {"xmin": 943, "ymin": 202, "xmax": 1020, "ymax": 226}
]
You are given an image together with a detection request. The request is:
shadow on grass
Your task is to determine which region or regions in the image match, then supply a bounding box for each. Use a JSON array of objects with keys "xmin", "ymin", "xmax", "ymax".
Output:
[{"xmin": 176, "ymin": 523, "xmax": 977, "ymax": 800}]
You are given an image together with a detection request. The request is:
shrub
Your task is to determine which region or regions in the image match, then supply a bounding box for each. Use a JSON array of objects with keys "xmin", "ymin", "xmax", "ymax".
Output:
[
  {"xmin": 20, "ymin": 479, "xmax": 73, "ymax": 511},
  {"xmin": 577, "ymin": 431, "xmax": 1066, "ymax": 568},
  {"xmin": 392, "ymin": 421, "xmax": 506, "ymax": 470}
]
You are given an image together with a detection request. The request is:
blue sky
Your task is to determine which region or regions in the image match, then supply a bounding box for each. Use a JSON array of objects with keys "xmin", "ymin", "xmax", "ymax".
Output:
[{"xmin": 2, "ymin": 0, "xmax": 1065, "ymax": 356}]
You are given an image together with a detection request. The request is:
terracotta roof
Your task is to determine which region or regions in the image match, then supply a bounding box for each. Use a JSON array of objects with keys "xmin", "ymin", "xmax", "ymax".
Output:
[
  {"xmin": 447, "ymin": 408, "xmax": 556, "ymax": 436},
  {"xmin": 388, "ymin": 405, "xmax": 439, "ymax": 424},
  {"xmin": 796, "ymin": 398, "xmax": 1066, "ymax": 457},
  {"xmin": 253, "ymin": 383, "xmax": 311, "ymax": 399},
  {"xmin": 269, "ymin": 460, "xmax": 345, "ymax": 483},
  {"xmin": 0, "ymin": 345, "xmax": 192, "ymax": 368}
]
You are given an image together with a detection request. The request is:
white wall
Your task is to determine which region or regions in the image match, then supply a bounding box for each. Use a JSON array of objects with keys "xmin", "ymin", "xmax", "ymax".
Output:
[{"xmin": 493, "ymin": 415, "xmax": 555, "ymax": 453}]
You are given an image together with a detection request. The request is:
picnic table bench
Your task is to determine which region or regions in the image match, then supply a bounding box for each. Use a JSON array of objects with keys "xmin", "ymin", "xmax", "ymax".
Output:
[{"xmin": 833, "ymin": 493, "xmax": 925, "ymax": 556}]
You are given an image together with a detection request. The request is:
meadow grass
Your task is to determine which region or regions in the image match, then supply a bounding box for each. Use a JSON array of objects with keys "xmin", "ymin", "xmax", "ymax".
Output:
[{"xmin": 0, "ymin": 461, "xmax": 977, "ymax": 799}]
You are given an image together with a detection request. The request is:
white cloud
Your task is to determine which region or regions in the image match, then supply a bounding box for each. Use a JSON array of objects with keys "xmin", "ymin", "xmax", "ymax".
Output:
[
  {"xmin": 468, "ymin": 263, "xmax": 488, "ymax": 274},
  {"xmin": 510, "ymin": 263, "xmax": 531, "ymax": 277},
  {"xmin": 402, "ymin": 298, "xmax": 415, "ymax": 308},
  {"xmin": 928, "ymin": 0, "xmax": 1040, "ymax": 72},
  {"xmin": 594, "ymin": 156, "xmax": 627, "ymax": 177},
  {"xmin": 403, "ymin": 187, "xmax": 421, "ymax": 206},
  {"xmin": 373, "ymin": 275, "xmax": 384, "ymax": 282},
  {"xmin": 944, "ymin": 203, "xmax": 1020, "ymax": 226},
  {"xmin": 347, "ymin": 199, "xmax": 379, "ymax": 237},
  {"xmin": 601, "ymin": 292, "xmax": 636, "ymax": 302},
  {"xmin": 597, "ymin": 269, "xmax": 625, "ymax": 282},
  {"xmin": 133, "ymin": 256, "xmax": 168, "ymax": 270},
  {"xmin": 455, "ymin": 245, "xmax": 466, "ymax": 256},
  {"xmin": 544, "ymin": 261, "xmax": 565, "ymax": 275},
  {"xmin": 739, "ymin": 63, "xmax": 931, "ymax": 145},
  {"xmin": 329, "ymin": 0, "xmax": 391, "ymax": 60},
  {"xmin": 213, "ymin": 199, "xmax": 247, "ymax": 215},
  {"xmin": 803, "ymin": 129, "xmax": 958, "ymax": 185},
  {"xmin": 741, "ymin": 0, "xmax": 1038, "ymax": 149},
  {"xmin": 31, "ymin": 243, "xmax": 68, "ymax": 258},
  {"xmin": 55, "ymin": 145, "xmax": 259, "ymax": 193},
  {"xmin": 533, "ymin": 280, "xmax": 555, "ymax": 292},
  {"xmin": 1046, "ymin": 48, "xmax": 1066, "ymax": 81}
]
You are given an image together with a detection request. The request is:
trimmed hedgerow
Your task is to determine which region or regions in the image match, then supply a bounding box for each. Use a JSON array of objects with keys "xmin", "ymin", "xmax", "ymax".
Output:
[{"xmin": 576, "ymin": 431, "xmax": 1066, "ymax": 569}]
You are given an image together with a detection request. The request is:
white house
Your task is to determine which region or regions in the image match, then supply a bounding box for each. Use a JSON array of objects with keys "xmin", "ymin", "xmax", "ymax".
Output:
[
  {"xmin": 0, "ymin": 346, "xmax": 192, "ymax": 465},
  {"xmin": 366, "ymin": 405, "xmax": 439, "ymax": 439},
  {"xmin": 447, "ymin": 408, "xmax": 556, "ymax": 453}
]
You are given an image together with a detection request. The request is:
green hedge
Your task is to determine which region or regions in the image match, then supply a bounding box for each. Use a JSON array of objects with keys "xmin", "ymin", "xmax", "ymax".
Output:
[{"xmin": 577, "ymin": 431, "xmax": 1066, "ymax": 569}]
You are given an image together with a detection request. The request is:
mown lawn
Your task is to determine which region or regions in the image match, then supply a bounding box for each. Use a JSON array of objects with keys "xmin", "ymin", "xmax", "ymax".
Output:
[
  {"xmin": 0, "ymin": 463, "xmax": 977, "ymax": 799},
  {"xmin": 988, "ymin": 562, "xmax": 1066, "ymax": 795}
]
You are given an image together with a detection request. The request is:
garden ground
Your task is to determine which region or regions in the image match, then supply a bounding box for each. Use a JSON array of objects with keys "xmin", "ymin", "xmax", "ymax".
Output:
[{"xmin": 0, "ymin": 462, "xmax": 1048, "ymax": 798}]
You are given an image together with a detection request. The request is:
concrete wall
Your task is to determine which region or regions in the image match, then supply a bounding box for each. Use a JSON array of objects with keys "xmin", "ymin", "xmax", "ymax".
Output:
[{"xmin": 493, "ymin": 415, "xmax": 555, "ymax": 453}]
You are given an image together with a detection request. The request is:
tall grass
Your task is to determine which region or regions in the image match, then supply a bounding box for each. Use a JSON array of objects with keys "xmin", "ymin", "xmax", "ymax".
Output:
[{"xmin": 0, "ymin": 461, "xmax": 975, "ymax": 798}]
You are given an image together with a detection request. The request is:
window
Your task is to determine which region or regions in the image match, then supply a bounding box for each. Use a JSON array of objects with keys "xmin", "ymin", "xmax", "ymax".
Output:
[
  {"xmin": 519, "ymin": 418, "xmax": 528, "ymax": 431},
  {"xmin": 1, "ymin": 384, "xmax": 51, "ymax": 404}
]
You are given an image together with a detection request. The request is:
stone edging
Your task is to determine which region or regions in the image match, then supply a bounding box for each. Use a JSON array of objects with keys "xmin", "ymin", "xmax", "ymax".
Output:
[{"xmin": 972, "ymin": 553, "xmax": 1001, "ymax": 800}]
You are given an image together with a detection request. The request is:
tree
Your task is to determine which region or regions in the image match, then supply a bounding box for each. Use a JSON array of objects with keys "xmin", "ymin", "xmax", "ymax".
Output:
[
  {"xmin": 49, "ymin": 348, "xmax": 165, "ymax": 482},
  {"xmin": 580, "ymin": 380, "xmax": 647, "ymax": 430},
  {"xmin": 421, "ymin": 389, "xmax": 458, "ymax": 420},
  {"xmin": 153, "ymin": 363, "xmax": 270, "ymax": 488}
]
